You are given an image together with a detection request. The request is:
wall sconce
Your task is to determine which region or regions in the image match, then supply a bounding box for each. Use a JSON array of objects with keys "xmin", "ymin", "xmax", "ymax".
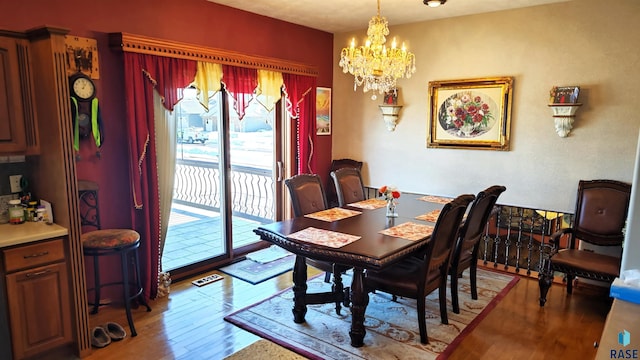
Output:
[
  {"xmin": 548, "ymin": 103, "xmax": 582, "ymax": 137},
  {"xmin": 379, "ymin": 105, "xmax": 403, "ymax": 131},
  {"xmin": 549, "ymin": 86, "xmax": 581, "ymax": 137}
]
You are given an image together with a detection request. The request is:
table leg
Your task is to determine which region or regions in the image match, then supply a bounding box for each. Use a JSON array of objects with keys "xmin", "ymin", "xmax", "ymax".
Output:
[
  {"xmin": 349, "ymin": 267, "xmax": 368, "ymax": 347},
  {"xmin": 292, "ymin": 255, "xmax": 308, "ymax": 323}
]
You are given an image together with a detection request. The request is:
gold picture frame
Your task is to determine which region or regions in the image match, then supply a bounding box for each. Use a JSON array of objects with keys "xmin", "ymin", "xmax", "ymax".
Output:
[{"xmin": 427, "ymin": 77, "xmax": 513, "ymax": 150}]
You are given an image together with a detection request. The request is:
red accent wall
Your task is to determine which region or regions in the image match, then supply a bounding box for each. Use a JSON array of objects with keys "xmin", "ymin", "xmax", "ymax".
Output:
[{"xmin": 3, "ymin": 0, "xmax": 333, "ymax": 229}]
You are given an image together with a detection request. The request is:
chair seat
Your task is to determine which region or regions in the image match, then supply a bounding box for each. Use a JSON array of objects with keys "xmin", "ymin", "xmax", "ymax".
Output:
[
  {"xmin": 366, "ymin": 257, "xmax": 440, "ymax": 296},
  {"xmin": 553, "ymin": 249, "xmax": 620, "ymax": 277},
  {"xmin": 82, "ymin": 229, "xmax": 140, "ymax": 250}
]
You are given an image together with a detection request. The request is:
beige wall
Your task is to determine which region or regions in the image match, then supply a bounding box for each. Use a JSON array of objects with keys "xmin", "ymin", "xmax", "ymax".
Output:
[{"xmin": 332, "ymin": 0, "xmax": 640, "ymax": 213}]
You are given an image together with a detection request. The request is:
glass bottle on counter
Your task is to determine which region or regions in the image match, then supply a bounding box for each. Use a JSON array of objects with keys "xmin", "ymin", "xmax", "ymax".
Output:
[
  {"xmin": 26, "ymin": 201, "xmax": 37, "ymax": 221},
  {"xmin": 8, "ymin": 199, "xmax": 24, "ymax": 224}
]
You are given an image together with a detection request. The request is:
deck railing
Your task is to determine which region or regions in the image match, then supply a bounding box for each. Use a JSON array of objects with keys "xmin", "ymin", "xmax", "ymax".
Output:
[{"xmin": 173, "ymin": 159, "xmax": 274, "ymax": 223}]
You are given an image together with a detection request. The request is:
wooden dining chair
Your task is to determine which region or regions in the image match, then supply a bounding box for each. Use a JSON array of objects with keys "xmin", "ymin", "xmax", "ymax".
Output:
[
  {"xmin": 364, "ymin": 193, "xmax": 475, "ymax": 344},
  {"xmin": 326, "ymin": 158, "xmax": 363, "ymax": 207},
  {"xmin": 330, "ymin": 167, "xmax": 366, "ymax": 207},
  {"xmin": 284, "ymin": 174, "xmax": 352, "ymax": 314},
  {"xmin": 449, "ymin": 185, "xmax": 506, "ymax": 314},
  {"xmin": 538, "ymin": 179, "xmax": 631, "ymax": 306}
]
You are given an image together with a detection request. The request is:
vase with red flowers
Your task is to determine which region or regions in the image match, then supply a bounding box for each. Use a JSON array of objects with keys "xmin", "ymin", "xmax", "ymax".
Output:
[{"xmin": 379, "ymin": 185, "xmax": 401, "ymax": 217}]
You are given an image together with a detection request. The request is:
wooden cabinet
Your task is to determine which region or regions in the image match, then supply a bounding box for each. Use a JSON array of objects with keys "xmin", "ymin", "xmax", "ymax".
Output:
[
  {"xmin": 2, "ymin": 238, "xmax": 72, "ymax": 359},
  {"xmin": 0, "ymin": 32, "xmax": 39, "ymax": 154}
]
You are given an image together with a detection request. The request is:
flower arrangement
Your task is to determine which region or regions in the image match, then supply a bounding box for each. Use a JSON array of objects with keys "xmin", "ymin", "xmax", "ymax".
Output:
[
  {"xmin": 379, "ymin": 185, "xmax": 401, "ymax": 201},
  {"xmin": 444, "ymin": 92, "xmax": 493, "ymax": 136}
]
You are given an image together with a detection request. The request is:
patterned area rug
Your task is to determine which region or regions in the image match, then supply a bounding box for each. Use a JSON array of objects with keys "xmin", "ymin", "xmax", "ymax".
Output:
[
  {"xmin": 219, "ymin": 255, "xmax": 295, "ymax": 284},
  {"xmin": 225, "ymin": 268, "xmax": 518, "ymax": 359}
]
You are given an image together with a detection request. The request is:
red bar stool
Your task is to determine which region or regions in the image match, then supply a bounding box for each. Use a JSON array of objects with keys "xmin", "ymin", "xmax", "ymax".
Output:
[{"xmin": 78, "ymin": 180, "xmax": 151, "ymax": 337}]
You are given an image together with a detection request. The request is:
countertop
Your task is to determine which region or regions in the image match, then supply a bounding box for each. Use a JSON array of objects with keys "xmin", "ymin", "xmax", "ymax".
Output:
[
  {"xmin": 595, "ymin": 298, "xmax": 640, "ymax": 359},
  {"xmin": 0, "ymin": 222, "xmax": 68, "ymax": 248}
]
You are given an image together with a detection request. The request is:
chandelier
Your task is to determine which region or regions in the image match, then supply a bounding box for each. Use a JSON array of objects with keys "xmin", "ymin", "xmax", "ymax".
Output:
[{"xmin": 338, "ymin": 0, "xmax": 416, "ymax": 98}]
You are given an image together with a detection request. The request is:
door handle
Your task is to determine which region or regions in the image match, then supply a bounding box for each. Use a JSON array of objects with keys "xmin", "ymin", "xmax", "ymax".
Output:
[{"xmin": 277, "ymin": 161, "xmax": 283, "ymax": 182}]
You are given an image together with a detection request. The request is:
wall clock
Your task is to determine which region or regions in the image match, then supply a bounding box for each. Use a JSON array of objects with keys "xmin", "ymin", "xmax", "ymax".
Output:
[
  {"xmin": 70, "ymin": 72, "xmax": 96, "ymax": 101},
  {"xmin": 69, "ymin": 72, "xmax": 102, "ymax": 152}
]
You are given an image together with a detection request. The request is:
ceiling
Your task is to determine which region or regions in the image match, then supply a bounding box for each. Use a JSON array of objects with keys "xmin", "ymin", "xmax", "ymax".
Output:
[{"xmin": 206, "ymin": 0, "xmax": 571, "ymax": 33}]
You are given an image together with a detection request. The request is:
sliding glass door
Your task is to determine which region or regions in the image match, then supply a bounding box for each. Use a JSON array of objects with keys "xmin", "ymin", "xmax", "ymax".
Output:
[{"xmin": 162, "ymin": 88, "xmax": 283, "ymax": 273}]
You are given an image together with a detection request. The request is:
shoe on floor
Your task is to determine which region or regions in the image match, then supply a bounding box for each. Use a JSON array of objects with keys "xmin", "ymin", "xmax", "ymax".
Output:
[
  {"xmin": 103, "ymin": 322, "xmax": 127, "ymax": 341},
  {"xmin": 91, "ymin": 326, "xmax": 111, "ymax": 348}
]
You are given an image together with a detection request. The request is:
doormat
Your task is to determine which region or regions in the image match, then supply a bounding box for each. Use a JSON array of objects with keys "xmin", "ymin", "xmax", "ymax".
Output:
[
  {"xmin": 224, "ymin": 268, "xmax": 519, "ymax": 359},
  {"xmin": 220, "ymin": 254, "xmax": 295, "ymax": 284},
  {"xmin": 246, "ymin": 245, "xmax": 292, "ymax": 263}
]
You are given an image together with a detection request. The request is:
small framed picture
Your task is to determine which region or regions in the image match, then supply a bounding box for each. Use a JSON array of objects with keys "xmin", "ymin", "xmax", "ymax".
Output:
[
  {"xmin": 550, "ymin": 86, "xmax": 580, "ymax": 104},
  {"xmin": 316, "ymin": 87, "xmax": 331, "ymax": 135},
  {"xmin": 383, "ymin": 88, "xmax": 398, "ymax": 105}
]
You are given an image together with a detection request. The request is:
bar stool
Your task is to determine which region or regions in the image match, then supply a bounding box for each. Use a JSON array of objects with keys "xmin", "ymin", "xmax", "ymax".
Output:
[{"xmin": 78, "ymin": 180, "xmax": 151, "ymax": 337}]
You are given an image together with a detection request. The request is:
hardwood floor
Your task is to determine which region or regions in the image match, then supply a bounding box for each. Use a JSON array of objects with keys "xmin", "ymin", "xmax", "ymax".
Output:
[{"xmin": 70, "ymin": 266, "xmax": 610, "ymax": 360}]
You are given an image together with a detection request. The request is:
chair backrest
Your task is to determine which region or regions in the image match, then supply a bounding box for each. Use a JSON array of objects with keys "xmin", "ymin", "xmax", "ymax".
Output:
[
  {"xmin": 423, "ymin": 194, "xmax": 475, "ymax": 276},
  {"xmin": 452, "ymin": 185, "xmax": 507, "ymax": 264},
  {"xmin": 78, "ymin": 180, "xmax": 101, "ymax": 231},
  {"xmin": 284, "ymin": 174, "xmax": 328, "ymax": 217},
  {"xmin": 326, "ymin": 158, "xmax": 363, "ymax": 207},
  {"xmin": 330, "ymin": 168, "xmax": 366, "ymax": 207},
  {"xmin": 572, "ymin": 179, "xmax": 631, "ymax": 246}
]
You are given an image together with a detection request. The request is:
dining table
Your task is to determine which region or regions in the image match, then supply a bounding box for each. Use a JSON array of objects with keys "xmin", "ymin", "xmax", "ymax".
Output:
[{"xmin": 252, "ymin": 192, "xmax": 454, "ymax": 347}]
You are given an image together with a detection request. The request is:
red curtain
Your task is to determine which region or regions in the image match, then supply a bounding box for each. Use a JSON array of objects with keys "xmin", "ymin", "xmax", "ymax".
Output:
[
  {"xmin": 123, "ymin": 52, "xmax": 196, "ymax": 299},
  {"xmin": 222, "ymin": 65, "xmax": 258, "ymax": 120},
  {"xmin": 283, "ymin": 73, "xmax": 317, "ymax": 174}
]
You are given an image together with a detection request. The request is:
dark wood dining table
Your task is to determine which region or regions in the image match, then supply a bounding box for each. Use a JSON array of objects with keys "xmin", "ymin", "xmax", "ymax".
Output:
[{"xmin": 252, "ymin": 192, "xmax": 449, "ymax": 347}]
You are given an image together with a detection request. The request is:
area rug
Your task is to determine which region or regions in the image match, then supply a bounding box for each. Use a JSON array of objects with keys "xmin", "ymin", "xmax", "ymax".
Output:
[
  {"xmin": 219, "ymin": 254, "xmax": 295, "ymax": 284},
  {"xmin": 224, "ymin": 268, "xmax": 519, "ymax": 359}
]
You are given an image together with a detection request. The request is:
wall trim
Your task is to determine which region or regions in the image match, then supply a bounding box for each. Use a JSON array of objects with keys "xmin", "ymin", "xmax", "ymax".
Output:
[{"xmin": 109, "ymin": 32, "xmax": 318, "ymax": 77}]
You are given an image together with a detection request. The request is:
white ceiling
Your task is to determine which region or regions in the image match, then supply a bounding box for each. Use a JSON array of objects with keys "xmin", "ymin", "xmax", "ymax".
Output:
[{"xmin": 206, "ymin": 0, "xmax": 571, "ymax": 33}]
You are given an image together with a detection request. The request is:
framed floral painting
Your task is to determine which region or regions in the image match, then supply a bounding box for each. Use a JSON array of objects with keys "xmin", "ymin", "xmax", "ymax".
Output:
[{"xmin": 427, "ymin": 77, "xmax": 513, "ymax": 150}]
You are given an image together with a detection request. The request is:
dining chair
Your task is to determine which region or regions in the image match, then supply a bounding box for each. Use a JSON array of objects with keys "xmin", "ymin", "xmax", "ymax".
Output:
[
  {"xmin": 538, "ymin": 179, "xmax": 631, "ymax": 306},
  {"xmin": 330, "ymin": 167, "xmax": 366, "ymax": 207},
  {"xmin": 326, "ymin": 158, "xmax": 363, "ymax": 207},
  {"xmin": 449, "ymin": 185, "xmax": 506, "ymax": 314},
  {"xmin": 364, "ymin": 193, "xmax": 475, "ymax": 344},
  {"xmin": 284, "ymin": 173, "xmax": 352, "ymax": 314}
]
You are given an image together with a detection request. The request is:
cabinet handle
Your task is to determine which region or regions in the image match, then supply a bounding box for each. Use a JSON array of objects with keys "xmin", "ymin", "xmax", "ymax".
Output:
[
  {"xmin": 23, "ymin": 251, "xmax": 49, "ymax": 259},
  {"xmin": 26, "ymin": 269, "xmax": 51, "ymax": 278}
]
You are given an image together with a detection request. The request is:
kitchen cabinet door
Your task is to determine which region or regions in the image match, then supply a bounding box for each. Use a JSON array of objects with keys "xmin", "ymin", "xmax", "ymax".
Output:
[{"xmin": 0, "ymin": 35, "xmax": 38, "ymax": 154}]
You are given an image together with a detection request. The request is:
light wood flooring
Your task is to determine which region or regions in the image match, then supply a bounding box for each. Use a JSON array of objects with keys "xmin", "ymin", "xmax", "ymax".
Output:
[{"xmin": 67, "ymin": 266, "xmax": 610, "ymax": 360}]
